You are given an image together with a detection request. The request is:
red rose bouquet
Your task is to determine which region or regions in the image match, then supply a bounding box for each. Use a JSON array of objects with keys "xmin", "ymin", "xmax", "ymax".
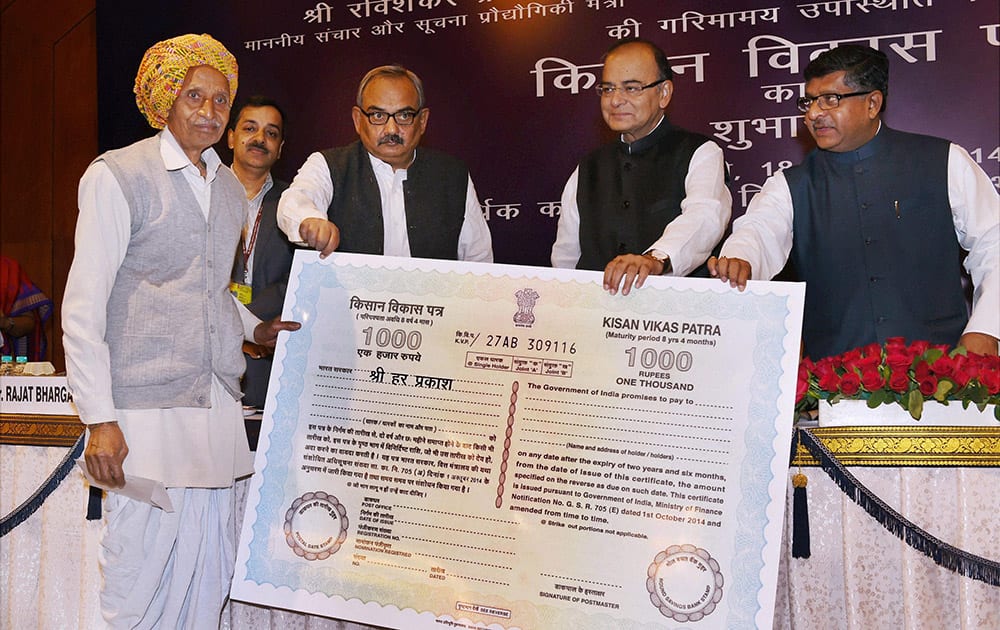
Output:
[{"xmin": 795, "ymin": 337, "xmax": 1000, "ymax": 420}]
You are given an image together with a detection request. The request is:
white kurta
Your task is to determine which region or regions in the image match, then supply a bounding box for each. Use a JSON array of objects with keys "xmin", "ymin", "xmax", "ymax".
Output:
[
  {"xmin": 277, "ymin": 149, "xmax": 494, "ymax": 262},
  {"xmin": 720, "ymin": 137, "xmax": 1000, "ymax": 342},
  {"xmin": 551, "ymin": 117, "xmax": 733, "ymax": 276}
]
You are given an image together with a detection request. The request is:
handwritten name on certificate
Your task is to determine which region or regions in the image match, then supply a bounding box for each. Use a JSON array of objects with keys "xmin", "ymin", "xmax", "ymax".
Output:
[{"xmin": 232, "ymin": 251, "xmax": 804, "ymax": 629}]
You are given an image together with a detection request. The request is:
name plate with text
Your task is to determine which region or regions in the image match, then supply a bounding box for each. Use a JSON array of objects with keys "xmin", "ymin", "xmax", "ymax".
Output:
[{"xmin": 0, "ymin": 375, "xmax": 77, "ymax": 416}]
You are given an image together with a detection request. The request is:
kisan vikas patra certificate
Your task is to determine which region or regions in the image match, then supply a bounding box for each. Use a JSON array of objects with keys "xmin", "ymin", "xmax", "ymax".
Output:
[{"xmin": 231, "ymin": 251, "xmax": 804, "ymax": 630}]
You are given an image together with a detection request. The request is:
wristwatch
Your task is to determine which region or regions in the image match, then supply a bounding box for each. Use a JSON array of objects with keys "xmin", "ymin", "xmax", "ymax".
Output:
[{"xmin": 644, "ymin": 251, "xmax": 672, "ymax": 275}]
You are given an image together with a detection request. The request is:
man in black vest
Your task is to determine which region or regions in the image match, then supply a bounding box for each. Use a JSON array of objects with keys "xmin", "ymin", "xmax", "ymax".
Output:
[
  {"xmin": 551, "ymin": 38, "xmax": 732, "ymax": 295},
  {"xmin": 228, "ymin": 96, "xmax": 295, "ymax": 412},
  {"xmin": 710, "ymin": 45, "xmax": 999, "ymax": 359},
  {"xmin": 277, "ymin": 65, "xmax": 493, "ymax": 263}
]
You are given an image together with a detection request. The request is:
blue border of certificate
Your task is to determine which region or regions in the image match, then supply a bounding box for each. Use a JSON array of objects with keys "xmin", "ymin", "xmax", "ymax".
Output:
[{"xmin": 243, "ymin": 256, "xmax": 795, "ymax": 629}]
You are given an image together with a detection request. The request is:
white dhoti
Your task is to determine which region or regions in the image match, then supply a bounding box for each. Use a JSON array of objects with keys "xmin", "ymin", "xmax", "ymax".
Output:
[
  {"xmin": 96, "ymin": 378, "xmax": 254, "ymax": 628},
  {"xmin": 99, "ymin": 487, "xmax": 236, "ymax": 629}
]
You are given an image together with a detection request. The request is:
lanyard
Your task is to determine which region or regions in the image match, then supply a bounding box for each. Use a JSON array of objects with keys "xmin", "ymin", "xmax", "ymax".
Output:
[{"xmin": 242, "ymin": 204, "xmax": 265, "ymax": 283}]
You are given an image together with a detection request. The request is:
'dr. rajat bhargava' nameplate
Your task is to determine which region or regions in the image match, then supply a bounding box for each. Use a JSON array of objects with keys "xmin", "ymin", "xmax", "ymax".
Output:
[{"xmin": 231, "ymin": 251, "xmax": 804, "ymax": 630}]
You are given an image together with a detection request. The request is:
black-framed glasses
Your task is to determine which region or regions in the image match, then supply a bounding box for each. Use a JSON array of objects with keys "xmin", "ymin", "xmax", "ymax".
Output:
[
  {"xmin": 796, "ymin": 91, "xmax": 873, "ymax": 113},
  {"xmin": 357, "ymin": 107, "xmax": 423, "ymax": 126},
  {"xmin": 595, "ymin": 78, "xmax": 667, "ymax": 98}
]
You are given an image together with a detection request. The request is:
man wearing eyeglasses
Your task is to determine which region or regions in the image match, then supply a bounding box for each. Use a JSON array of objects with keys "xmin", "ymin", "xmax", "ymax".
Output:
[
  {"xmin": 710, "ymin": 45, "xmax": 999, "ymax": 359},
  {"xmin": 277, "ymin": 65, "xmax": 493, "ymax": 263},
  {"xmin": 551, "ymin": 38, "xmax": 732, "ymax": 295}
]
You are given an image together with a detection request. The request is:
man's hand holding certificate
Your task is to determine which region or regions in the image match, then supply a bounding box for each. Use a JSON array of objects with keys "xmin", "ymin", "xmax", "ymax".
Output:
[{"xmin": 231, "ymin": 251, "xmax": 804, "ymax": 629}]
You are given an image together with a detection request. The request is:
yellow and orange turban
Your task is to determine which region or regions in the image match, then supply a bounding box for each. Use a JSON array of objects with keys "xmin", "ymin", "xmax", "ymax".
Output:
[{"xmin": 134, "ymin": 33, "xmax": 239, "ymax": 129}]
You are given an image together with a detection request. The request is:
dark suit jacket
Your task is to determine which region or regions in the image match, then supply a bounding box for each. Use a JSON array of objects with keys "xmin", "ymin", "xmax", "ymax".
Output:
[{"xmin": 233, "ymin": 179, "xmax": 295, "ymax": 408}]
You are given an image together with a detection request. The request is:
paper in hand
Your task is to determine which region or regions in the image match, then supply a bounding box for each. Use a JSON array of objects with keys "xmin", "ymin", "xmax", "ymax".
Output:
[{"xmin": 76, "ymin": 459, "xmax": 174, "ymax": 512}]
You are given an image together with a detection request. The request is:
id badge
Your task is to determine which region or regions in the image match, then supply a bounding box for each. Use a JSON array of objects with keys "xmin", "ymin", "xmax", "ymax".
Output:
[{"xmin": 230, "ymin": 281, "xmax": 253, "ymax": 305}]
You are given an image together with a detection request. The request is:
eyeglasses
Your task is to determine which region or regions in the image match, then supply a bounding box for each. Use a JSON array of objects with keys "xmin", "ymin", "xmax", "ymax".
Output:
[
  {"xmin": 357, "ymin": 108, "xmax": 423, "ymax": 126},
  {"xmin": 796, "ymin": 91, "xmax": 873, "ymax": 113},
  {"xmin": 595, "ymin": 78, "xmax": 667, "ymax": 98}
]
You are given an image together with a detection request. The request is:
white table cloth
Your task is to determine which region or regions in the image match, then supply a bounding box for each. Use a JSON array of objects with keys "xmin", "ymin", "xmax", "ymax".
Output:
[{"xmin": 4, "ymin": 444, "xmax": 997, "ymax": 629}]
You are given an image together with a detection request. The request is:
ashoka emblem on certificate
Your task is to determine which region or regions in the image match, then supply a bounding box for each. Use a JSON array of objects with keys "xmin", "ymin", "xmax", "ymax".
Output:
[
  {"xmin": 646, "ymin": 544, "xmax": 724, "ymax": 622},
  {"xmin": 284, "ymin": 491, "xmax": 350, "ymax": 561},
  {"xmin": 513, "ymin": 288, "xmax": 539, "ymax": 327}
]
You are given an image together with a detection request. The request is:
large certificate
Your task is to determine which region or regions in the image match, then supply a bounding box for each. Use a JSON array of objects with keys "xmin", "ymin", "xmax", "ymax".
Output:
[{"xmin": 232, "ymin": 252, "xmax": 804, "ymax": 629}]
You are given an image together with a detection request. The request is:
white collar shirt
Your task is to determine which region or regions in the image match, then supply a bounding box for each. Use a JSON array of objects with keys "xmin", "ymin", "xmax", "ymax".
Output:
[{"xmin": 368, "ymin": 152, "xmax": 412, "ymax": 257}]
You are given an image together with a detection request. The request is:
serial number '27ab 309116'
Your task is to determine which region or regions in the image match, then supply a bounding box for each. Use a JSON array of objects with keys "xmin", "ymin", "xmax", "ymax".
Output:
[{"xmin": 458, "ymin": 332, "xmax": 578, "ymax": 354}]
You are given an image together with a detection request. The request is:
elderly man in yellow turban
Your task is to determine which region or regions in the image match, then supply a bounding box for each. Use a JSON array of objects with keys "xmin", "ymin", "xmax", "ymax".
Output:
[{"xmin": 63, "ymin": 34, "xmax": 299, "ymax": 628}]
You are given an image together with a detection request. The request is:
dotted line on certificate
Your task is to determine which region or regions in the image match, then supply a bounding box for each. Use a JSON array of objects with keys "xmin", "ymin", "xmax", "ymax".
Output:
[
  {"xmin": 523, "ymin": 417, "xmax": 731, "ymax": 443},
  {"xmin": 304, "ymin": 416, "xmax": 489, "ymax": 439},
  {"xmin": 396, "ymin": 520, "xmax": 516, "ymax": 540},
  {"xmin": 315, "ymin": 393, "xmax": 501, "ymax": 417},
  {"xmin": 318, "ymin": 378, "xmax": 503, "ymax": 398},
  {"xmin": 525, "ymin": 395, "xmax": 733, "ymax": 411},
  {"xmin": 398, "ymin": 505, "xmax": 517, "ymax": 525},
  {"xmin": 446, "ymin": 429, "xmax": 492, "ymax": 438},
  {"xmin": 368, "ymin": 561, "xmax": 424, "ymax": 573},
  {"xmin": 414, "ymin": 552, "xmax": 512, "ymax": 571},
  {"xmin": 540, "ymin": 573, "xmax": 620, "ymax": 589},
  {"xmin": 450, "ymin": 574, "xmax": 510, "ymax": 586},
  {"xmin": 310, "ymin": 407, "xmax": 496, "ymax": 428},
  {"xmin": 523, "ymin": 398, "xmax": 732, "ymax": 423},
  {"xmin": 455, "ymin": 378, "xmax": 507, "ymax": 387},
  {"xmin": 316, "ymin": 390, "xmax": 500, "ymax": 416},
  {"xmin": 402, "ymin": 536, "xmax": 516, "ymax": 555},
  {"xmin": 521, "ymin": 411, "xmax": 732, "ymax": 434},
  {"xmin": 677, "ymin": 456, "xmax": 727, "ymax": 465}
]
